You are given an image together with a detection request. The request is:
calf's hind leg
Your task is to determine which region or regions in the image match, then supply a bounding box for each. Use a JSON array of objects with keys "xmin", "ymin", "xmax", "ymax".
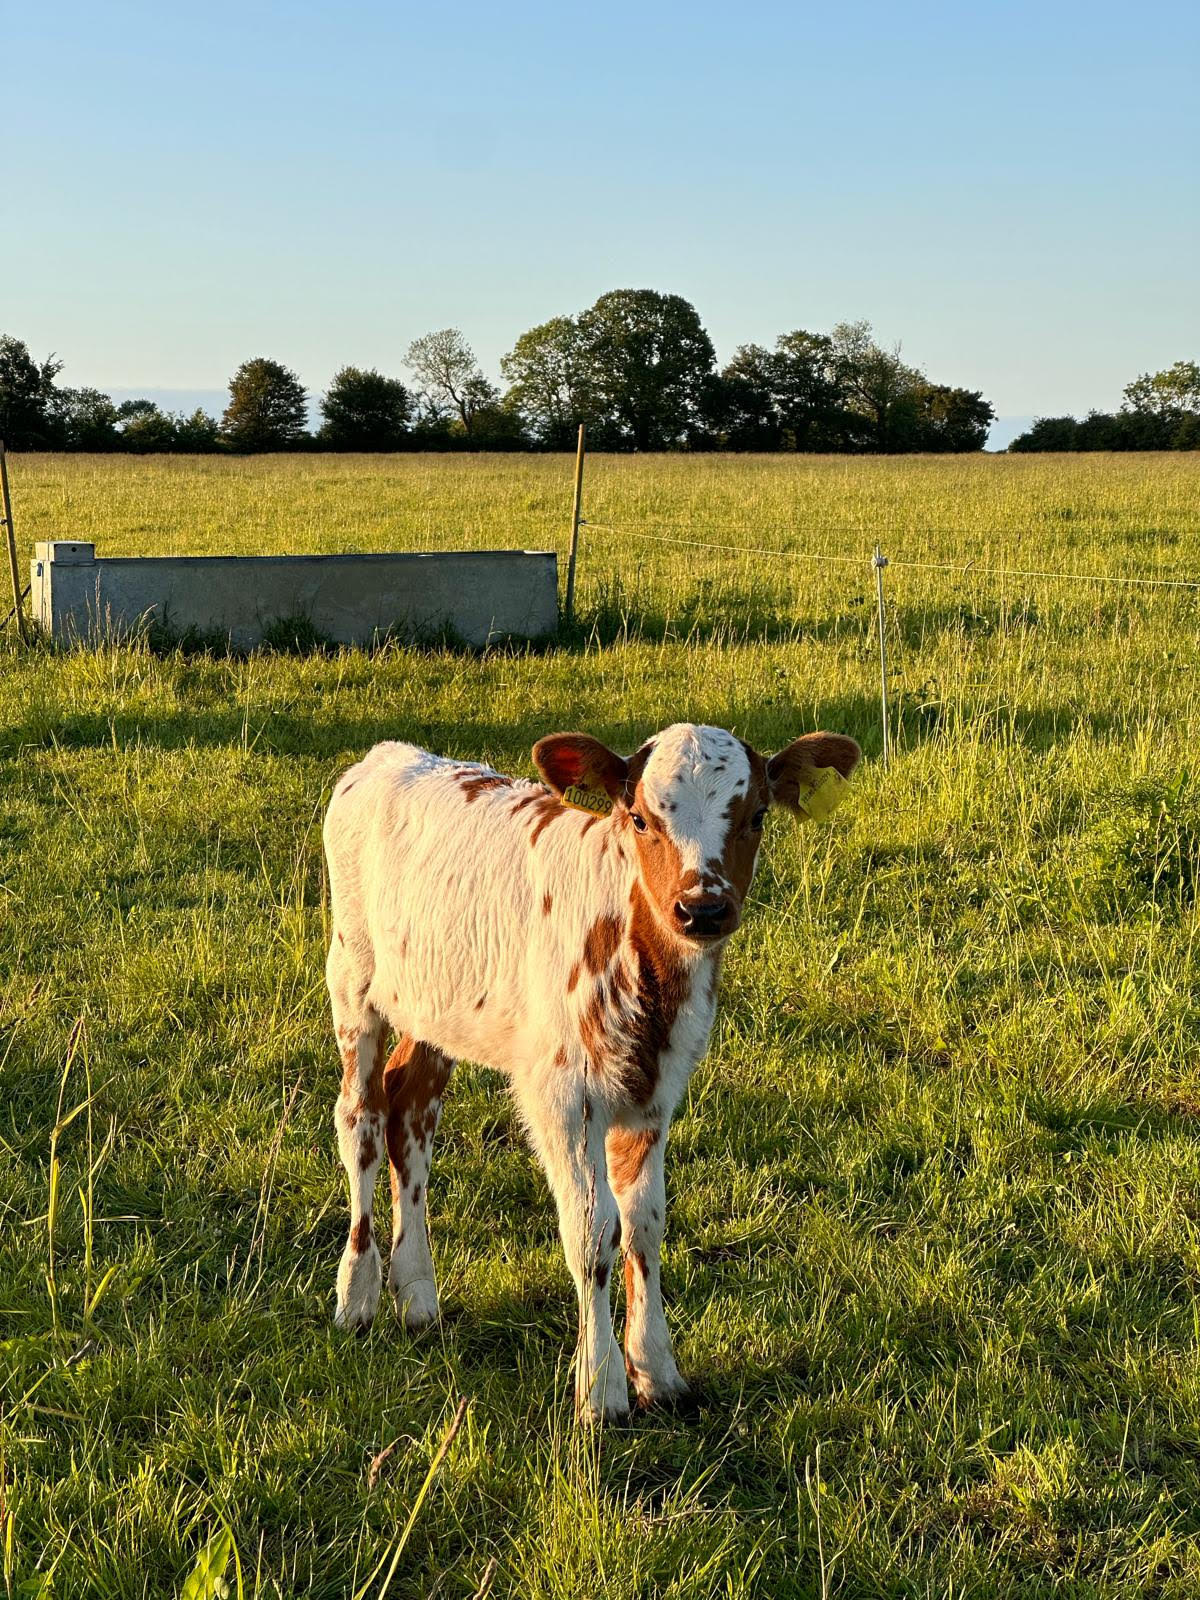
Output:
[
  {"xmin": 329, "ymin": 976, "xmax": 389, "ymax": 1331},
  {"xmin": 384, "ymin": 1037, "xmax": 455, "ymax": 1330}
]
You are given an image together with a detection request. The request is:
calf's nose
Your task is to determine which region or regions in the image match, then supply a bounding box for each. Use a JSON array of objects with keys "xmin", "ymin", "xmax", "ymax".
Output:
[{"xmin": 674, "ymin": 896, "xmax": 734, "ymax": 938}]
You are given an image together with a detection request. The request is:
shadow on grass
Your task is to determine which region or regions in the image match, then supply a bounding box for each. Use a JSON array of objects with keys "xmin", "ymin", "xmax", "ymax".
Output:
[{"xmin": 4, "ymin": 694, "xmax": 890, "ymax": 767}]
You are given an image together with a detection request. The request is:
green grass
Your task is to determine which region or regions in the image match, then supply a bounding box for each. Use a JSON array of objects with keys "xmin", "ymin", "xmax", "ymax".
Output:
[{"xmin": 3, "ymin": 451, "xmax": 1200, "ymax": 1598}]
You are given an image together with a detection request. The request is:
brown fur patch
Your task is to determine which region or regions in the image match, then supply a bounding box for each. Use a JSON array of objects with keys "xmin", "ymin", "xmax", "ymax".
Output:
[
  {"xmin": 383, "ymin": 1036, "xmax": 455, "ymax": 1189},
  {"xmin": 542, "ymin": 891, "xmax": 553, "ymax": 915},
  {"xmin": 459, "ymin": 772, "xmax": 511, "ymax": 801},
  {"xmin": 338, "ymin": 1030, "xmax": 388, "ymax": 1118},
  {"xmin": 359, "ymin": 1137, "xmax": 378, "ymax": 1170},
  {"xmin": 352, "ymin": 1216, "xmax": 372, "ymax": 1254},
  {"xmin": 511, "ymin": 788, "xmax": 545, "ymax": 816},
  {"xmin": 623, "ymin": 884, "xmax": 692, "ymax": 1105},
  {"xmin": 625, "ymin": 787, "xmax": 688, "ymax": 931},
  {"xmin": 529, "ymin": 795, "xmax": 568, "ymax": 847},
  {"xmin": 578, "ymin": 982, "xmax": 608, "ymax": 1068},
  {"xmin": 567, "ymin": 961, "xmax": 582, "ymax": 994},
  {"xmin": 583, "ymin": 913, "xmax": 623, "ymax": 976},
  {"xmin": 623, "ymin": 1247, "xmax": 648, "ymax": 1336},
  {"xmin": 607, "ymin": 1126, "xmax": 660, "ymax": 1191}
]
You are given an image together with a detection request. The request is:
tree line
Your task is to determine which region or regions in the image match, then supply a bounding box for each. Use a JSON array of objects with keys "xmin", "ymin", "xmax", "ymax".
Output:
[
  {"xmin": 0, "ymin": 290, "xmax": 997, "ymax": 455},
  {"xmin": 1009, "ymin": 362, "xmax": 1200, "ymax": 452}
]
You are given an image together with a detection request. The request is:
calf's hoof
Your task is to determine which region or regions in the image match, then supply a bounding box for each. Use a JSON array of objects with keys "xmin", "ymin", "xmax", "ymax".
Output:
[
  {"xmin": 577, "ymin": 1394, "xmax": 632, "ymax": 1428},
  {"xmin": 634, "ymin": 1380, "xmax": 703, "ymax": 1418},
  {"xmin": 335, "ymin": 1242, "xmax": 382, "ymax": 1332},
  {"xmin": 630, "ymin": 1366, "xmax": 699, "ymax": 1415},
  {"xmin": 391, "ymin": 1275, "xmax": 440, "ymax": 1333},
  {"xmin": 577, "ymin": 1340, "xmax": 631, "ymax": 1425}
]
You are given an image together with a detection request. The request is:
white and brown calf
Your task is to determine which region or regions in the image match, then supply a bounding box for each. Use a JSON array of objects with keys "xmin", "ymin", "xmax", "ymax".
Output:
[{"xmin": 323, "ymin": 722, "xmax": 860, "ymax": 1420}]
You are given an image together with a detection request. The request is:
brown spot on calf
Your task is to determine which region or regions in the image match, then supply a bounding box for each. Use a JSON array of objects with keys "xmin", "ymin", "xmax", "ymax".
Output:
[
  {"xmin": 459, "ymin": 772, "xmax": 511, "ymax": 802},
  {"xmin": 583, "ymin": 914, "xmax": 622, "ymax": 976},
  {"xmin": 608, "ymin": 1126, "xmax": 660, "ymax": 1191},
  {"xmin": 529, "ymin": 796, "xmax": 567, "ymax": 848},
  {"xmin": 623, "ymin": 884, "xmax": 692, "ymax": 1105},
  {"xmin": 383, "ymin": 1035, "xmax": 454, "ymax": 1189}
]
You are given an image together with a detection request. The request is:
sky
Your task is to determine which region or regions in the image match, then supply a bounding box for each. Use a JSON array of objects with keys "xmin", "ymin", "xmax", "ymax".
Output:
[{"xmin": 6, "ymin": 0, "xmax": 1198, "ymax": 445}]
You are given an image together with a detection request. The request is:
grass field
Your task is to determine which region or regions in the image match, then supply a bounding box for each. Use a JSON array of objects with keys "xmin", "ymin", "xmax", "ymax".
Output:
[{"xmin": 3, "ymin": 451, "xmax": 1200, "ymax": 1598}]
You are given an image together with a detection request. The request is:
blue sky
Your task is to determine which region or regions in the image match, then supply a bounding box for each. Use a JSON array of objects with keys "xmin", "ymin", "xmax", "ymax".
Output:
[{"xmin": 7, "ymin": 0, "xmax": 1198, "ymax": 441}]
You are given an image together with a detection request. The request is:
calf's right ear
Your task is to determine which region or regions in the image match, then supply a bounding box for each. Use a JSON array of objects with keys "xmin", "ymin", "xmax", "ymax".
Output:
[{"xmin": 533, "ymin": 733, "xmax": 629, "ymax": 800}]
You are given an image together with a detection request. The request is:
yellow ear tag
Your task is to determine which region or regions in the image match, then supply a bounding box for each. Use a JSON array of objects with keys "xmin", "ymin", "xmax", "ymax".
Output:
[
  {"xmin": 795, "ymin": 765, "xmax": 851, "ymax": 822},
  {"xmin": 561, "ymin": 783, "xmax": 614, "ymax": 817}
]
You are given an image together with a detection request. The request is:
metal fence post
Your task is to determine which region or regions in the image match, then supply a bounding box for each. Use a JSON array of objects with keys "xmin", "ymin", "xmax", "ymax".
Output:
[
  {"xmin": 564, "ymin": 423, "xmax": 586, "ymax": 626},
  {"xmin": 873, "ymin": 544, "xmax": 890, "ymax": 769}
]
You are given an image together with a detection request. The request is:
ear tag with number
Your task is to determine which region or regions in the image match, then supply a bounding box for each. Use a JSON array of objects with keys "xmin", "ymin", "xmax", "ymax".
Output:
[
  {"xmin": 562, "ymin": 783, "xmax": 614, "ymax": 817},
  {"xmin": 795, "ymin": 765, "xmax": 851, "ymax": 822}
]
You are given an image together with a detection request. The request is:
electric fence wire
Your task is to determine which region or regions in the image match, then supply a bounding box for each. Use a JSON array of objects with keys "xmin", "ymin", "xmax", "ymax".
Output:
[{"xmin": 577, "ymin": 521, "xmax": 1200, "ymax": 592}]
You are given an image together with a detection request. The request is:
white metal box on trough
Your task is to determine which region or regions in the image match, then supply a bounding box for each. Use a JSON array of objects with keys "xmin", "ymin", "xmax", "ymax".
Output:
[{"xmin": 30, "ymin": 542, "xmax": 558, "ymax": 648}]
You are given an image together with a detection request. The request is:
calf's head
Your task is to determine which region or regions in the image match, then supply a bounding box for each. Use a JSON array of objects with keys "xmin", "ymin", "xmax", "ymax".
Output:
[{"xmin": 534, "ymin": 722, "xmax": 861, "ymax": 948}]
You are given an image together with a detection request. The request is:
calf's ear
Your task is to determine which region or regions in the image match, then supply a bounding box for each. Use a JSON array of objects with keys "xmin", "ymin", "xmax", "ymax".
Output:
[
  {"xmin": 533, "ymin": 733, "xmax": 629, "ymax": 799},
  {"xmin": 767, "ymin": 732, "xmax": 861, "ymax": 811}
]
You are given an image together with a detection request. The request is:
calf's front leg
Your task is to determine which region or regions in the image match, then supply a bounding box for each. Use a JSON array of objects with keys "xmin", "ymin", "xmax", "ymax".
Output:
[{"xmin": 607, "ymin": 1121, "xmax": 690, "ymax": 1408}]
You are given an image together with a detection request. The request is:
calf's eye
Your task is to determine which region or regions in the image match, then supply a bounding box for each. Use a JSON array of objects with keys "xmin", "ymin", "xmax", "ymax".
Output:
[
  {"xmin": 750, "ymin": 808, "xmax": 768, "ymax": 833},
  {"xmin": 631, "ymin": 811, "xmax": 648, "ymax": 833}
]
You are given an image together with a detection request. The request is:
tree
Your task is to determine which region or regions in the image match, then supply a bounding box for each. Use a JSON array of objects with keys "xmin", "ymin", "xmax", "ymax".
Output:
[
  {"xmin": 1122, "ymin": 360, "xmax": 1200, "ymax": 419},
  {"xmin": 712, "ymin": 343, "xmax": 780, "ymax": 449},
  {"xmin": 1008, "ymin": 416, "xmax": 1081, "ymax": 452},
  {"xmin": 829, "ymin": 321, "xmax": 926, "ymax": 451},
  {"xmin": 117, "ymin": 400, "xmax": 181, "ymax": 453},
  {"xmin": 221, "ymin": 357, "xmax": 309, "ymax": 450},
  {"xmin": 770, "ymin": 331, "xmax": 848, "ymax": 449},
  {"xmin": 0, "ymin": 335, "xmax": 63, "ymax": 448},
  {"xmin": 574, "ymin": 290, "xmax": 716, "ymax": 449},
  {"xmin": 712, "ymin": 332, "xmax": 847, "ymax": 451},
  {"xmin": 319, "ymin": 367, "xmax": 410, "ymax": 450},
  {"xmin": 500, "ymin": 317, "xmax": 591, "ymax": 448},
  {"xmin": 172, "ymin": 408, "xmax": 222, "ymax": 453},
  {"xmin": 53, "ymin": 387, "xmax": 120, "ymax": 450},
  {"xmin": 405, "ymin": 329, "xmax": 497, "ymax": 440},
  {"xmin": 911, "ymin": 385, "xmax": 995, "ymax": 452}
]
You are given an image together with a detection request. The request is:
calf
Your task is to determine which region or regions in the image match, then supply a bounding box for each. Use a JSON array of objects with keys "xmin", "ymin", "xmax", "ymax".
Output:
[{"xmin": 323, "ymin": 722, "xmax": 860, "ymax": 1420}]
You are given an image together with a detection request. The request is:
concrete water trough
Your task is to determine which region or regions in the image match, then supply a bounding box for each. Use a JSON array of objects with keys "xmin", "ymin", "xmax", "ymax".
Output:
[{"xmin": 30, "ymin": 541, "xmax": 559, "ymax": 649}]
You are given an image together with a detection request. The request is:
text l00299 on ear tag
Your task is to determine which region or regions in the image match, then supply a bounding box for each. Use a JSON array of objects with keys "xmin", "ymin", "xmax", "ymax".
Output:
[
  {"xmin": 795, "ymin": 765, "xmax": 851, "ymax": 822},
  {"xmin": 562, "ymin": 784, "xmax": 614, "ymax": 817}
]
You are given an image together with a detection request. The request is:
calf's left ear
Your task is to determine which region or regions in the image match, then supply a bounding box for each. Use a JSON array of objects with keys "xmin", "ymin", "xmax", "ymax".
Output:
[
  {"xmin": 533, "ymin": 733, "xmax": 629, "ymax": 799},
  {"xmin": 767, "ymin": 732, "xmax": 861, "ymax": 811}
]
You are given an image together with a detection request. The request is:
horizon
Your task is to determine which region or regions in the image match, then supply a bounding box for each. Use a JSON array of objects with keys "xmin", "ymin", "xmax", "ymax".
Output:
[{"xmin": 8, "ymin": 1, "xmax": 1198, "ymax": 439}]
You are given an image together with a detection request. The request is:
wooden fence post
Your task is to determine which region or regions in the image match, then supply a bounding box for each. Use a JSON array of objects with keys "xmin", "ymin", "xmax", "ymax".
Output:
[{"xmin": 1, "ymin": 441, "xmax": 30, "ymax": 644}]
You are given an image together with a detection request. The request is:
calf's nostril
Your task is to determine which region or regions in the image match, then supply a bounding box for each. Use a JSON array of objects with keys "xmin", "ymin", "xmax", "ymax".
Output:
[{"xmin": 676, "ymin": 897, "xmax": 731, "ymax": 933}]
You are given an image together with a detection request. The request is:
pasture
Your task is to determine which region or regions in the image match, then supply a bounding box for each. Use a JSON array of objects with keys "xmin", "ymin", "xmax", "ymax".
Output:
[{"xmin": 3, "ymin": 450, "xmax": 1200, "ymax": 1598}]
